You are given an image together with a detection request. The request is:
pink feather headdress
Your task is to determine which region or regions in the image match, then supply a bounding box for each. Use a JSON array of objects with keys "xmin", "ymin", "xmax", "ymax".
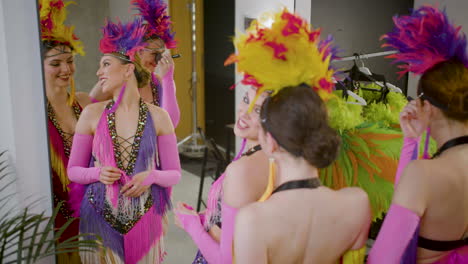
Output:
[
  {"xmin": 99, "ymin": 17, "xmax": 146, "ymax": 62},
  {"xmin": 131, "ymin": 0, "xmax": 177, "ymax": 49},
  {"xmin": 381, "ymin": 5, "xmax": 468, "ymax": 78}
]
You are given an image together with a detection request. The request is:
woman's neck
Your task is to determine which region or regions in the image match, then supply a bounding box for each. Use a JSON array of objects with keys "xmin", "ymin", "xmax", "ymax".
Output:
[
  {"xmin": 430, "ymin": 118, "xmax": 468, "ymax": 148},
  {"xmin": 113, "ymin": 80, "xmax": 141, "ymax": 110},
  {"xmin": 246, "ymin": 139, "xmax": 260, "ymax": 149},
  {"xmin": 46, "ymin": 85, "xmax": 68, "ymax": 105},
  {"xmin": 274, "ymin": 152, "xmax": 318, "ymax": 188}
]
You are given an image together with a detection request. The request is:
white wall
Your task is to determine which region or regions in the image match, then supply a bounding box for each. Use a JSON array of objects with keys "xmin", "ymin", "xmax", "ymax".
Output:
[
  {"xmin": 0, "ymin": 0, "xmax": 15, "ymax": 157},
  {"xmin": 109, "ymin": 0, "xmax": 137, "ymax": 22},
  {"xmin": 408, "ymin": 0, "xmax": 468, "ymax": 97},
  {"xmin": 67, "ymin": 0, "xmax": 109, "ymax": 92},
  {"xmin": 1, "ymin": 0, "xmax": 53, "ymax": 211},
  {"xmin": 234, "ymin": 0, "xmax": 295, "ymax": 152},
  {"xmin": 295, "ymin": 0, "xmax": 311, "ymax": 22},
  {"xmin": 0, "ymin": 0, "xmax": 53, "ymax": 262}
]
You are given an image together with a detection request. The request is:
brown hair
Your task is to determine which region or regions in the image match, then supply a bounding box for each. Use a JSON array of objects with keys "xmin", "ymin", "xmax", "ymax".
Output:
[
  {"xmin": 419, "ymin": 59, "xmax": 468, "ymax": 122},
  {"xmin": 41, "ymin": 41, "xmax": 72, "ymax": 57},
  {"xmin": 260, "ymin": 83, "xmax": 341, "ymax": 168},
  {"xmin": 116, "ymin": 53, "xmax": 151, "ymax": 88}
]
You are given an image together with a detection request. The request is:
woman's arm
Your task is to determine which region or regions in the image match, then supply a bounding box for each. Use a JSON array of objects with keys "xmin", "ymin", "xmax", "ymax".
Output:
[
  {"xmin": 157, "ymin": 53, "xmax": 180, "ymax": 127},
  {"xmin": 75, "ymin": 92, "xmax": 92, "ymax": 108},
  {"xmin": 121, "ymin": 107, "xmax": 181, "ymax": 196},
  {"xmin": 368, "ymin": 162, "xmax": 427, "ymax": 263},
  {"xmin": 174, "ymin": 200, "xmax": 238, "ymax": 264},
  {"xmin": 88, "ymin": 81, "xmax": 112, "ymax": 102},
  {"xmin": 67, "ymin": 105, "xmax": 120, "ymax": 185}
]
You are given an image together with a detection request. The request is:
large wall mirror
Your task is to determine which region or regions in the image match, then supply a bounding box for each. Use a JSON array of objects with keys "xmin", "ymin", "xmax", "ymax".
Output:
[{"xmin": 36, "ymin": 0, "xmax": 421, "ymax": 262}]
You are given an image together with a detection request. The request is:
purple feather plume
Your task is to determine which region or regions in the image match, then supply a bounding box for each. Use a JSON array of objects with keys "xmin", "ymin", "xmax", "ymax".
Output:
[
  {"xmin": 131, "ymin": 0, "xmax": 176, "ymax": 49},
  {"xmin": 319, "ymin": 34, "xmax": 341, "ymax": 62},
  {"xmin": 381, "ymin": 5, "xmax": 468, "ymax": 77},
  {"xmin": 99, "ymin": 17, "xmax": 146, "ymax": 61}
]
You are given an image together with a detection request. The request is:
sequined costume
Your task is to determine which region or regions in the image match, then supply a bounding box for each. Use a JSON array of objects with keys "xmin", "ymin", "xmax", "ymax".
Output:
[
  {"xmin": 77, "ymin": 101, "xmax": 172, "ymax": 263},
  {"xmin": 193, "ymin": 145, "xmax": 275, "ymax": 264},
  {"xmin": 47, "ymin": 100, "xmax": 83, "ymax": 263}
]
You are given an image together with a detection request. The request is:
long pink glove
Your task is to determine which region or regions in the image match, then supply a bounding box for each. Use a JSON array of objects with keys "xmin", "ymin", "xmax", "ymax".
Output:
[
  {"xmin": 160, "ymin": 70, "xmax": 180, "ymax": 128},
  {"xmin": 394, "ymin": 137, "xmax": 419, "ymax": 186},
  {"xmin": 368, "ymin": 204, "xmax": 420, "ymax": 263},
  {"xmin": 176, "ymin": 201, "xmax": 238, "ymax": 264},
  {"xmin": 67, "ymin": 134, "xmax": 101, "ymax": 184},
  {"xmin": 141, "ymin": 133, "xmax": 181, "ymax": 187}
]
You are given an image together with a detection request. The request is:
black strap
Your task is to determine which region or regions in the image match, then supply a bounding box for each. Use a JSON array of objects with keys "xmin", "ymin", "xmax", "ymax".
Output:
[
  {"xmin": 418, "ymin": 236, "xmax": 468, "ymax": 251},
  {"xmin": 272, "ymin": 178, "xmax": 321, "ymax": 195},
  {"xmin": 241, "ymin": 145, "xmax": 262, "ymax": 157},
  {"xmin": 432, "ymin": 135, "xmax": 468, "ymax": 158}
]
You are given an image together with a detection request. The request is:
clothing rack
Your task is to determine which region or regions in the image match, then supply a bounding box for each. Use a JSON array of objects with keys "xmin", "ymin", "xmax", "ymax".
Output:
[{"xmin": 332, "ymin": 50, "xmax": 398, "ymax": 62}]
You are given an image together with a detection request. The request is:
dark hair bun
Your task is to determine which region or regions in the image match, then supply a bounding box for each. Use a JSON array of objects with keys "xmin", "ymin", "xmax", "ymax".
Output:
[{"xmin": 261, "ymin": 83, "xmax": 341, "ymax": 168}]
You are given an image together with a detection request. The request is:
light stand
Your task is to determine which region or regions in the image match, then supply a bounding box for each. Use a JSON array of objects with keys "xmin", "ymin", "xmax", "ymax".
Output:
[{"xmin": 177, "ymin": 0, "xmax": 205, "ymax": 158}]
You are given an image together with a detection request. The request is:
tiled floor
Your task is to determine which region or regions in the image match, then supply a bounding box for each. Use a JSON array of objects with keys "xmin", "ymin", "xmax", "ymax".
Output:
[{"xmin": 164, "ymin": 169, "xmax": 212, "ymax": 263}]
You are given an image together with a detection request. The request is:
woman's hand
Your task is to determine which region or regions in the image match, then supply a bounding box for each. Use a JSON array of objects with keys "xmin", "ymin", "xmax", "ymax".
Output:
[
  {"xmin": 121, "ymin": 171, "xmax": 152, "ymax": 197},
  {"xmin": 158, "ymin": 52, "xmax": 174, "ymax": 78},
  {"xmin": 99, "ymin": 166, "xmax": 121, "ymax": 185},
  {"xmin": 399, "ymin": 99, "xmax": 429, "ymax": 138},
  {"xmin": 174, "ymin": 202, "xmax": 198, "ymax": 229}
]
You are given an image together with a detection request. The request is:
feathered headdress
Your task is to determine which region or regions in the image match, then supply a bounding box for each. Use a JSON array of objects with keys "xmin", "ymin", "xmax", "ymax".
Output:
[
  {"xmin": 99, "ymin": 18, "xmax": 146, "ymax": 113},
  {"xmin": 225, "ymin": 9, "xmax": 338, "ymax": 109},
  {"xmin": 39, "ymin": 0, "xmax": 84, "ymax": 56},
  {"xmin": 39, "ymin": 0, "xmax": 84, "ymax": 106},
  {"xmin": 131, "ymin": 0, "xmax": 176, "ymax": 49},
  {"xmin": 381, "ymin": 5, "xmax": 468, "ymax": 77},
  {"xmin": 99, "ymin": 17, "xmax": 146, "ymax": 62}
]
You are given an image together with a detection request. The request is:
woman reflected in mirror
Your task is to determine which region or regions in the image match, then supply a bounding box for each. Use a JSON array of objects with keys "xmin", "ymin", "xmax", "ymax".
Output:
[
  {"xmin": 89, "ymin": 0, "xmax": 180, "ymax": 127},
  {"xmin": 39, "ymin": 0, "xmax": 90, "ymax": 262},
  {"xmin": 368, "ymin": 6, "xmax": 468, "ymax": 263},
  {"xmin": 67, "ymin": 17, "xmax": 181, "ymax": 263},
  {"xmin": 225, "ymin": 10, "xmax": 371, "ymax": 263},
  {"xmin": 173, "ymin": 86, "xmax": 271, "ymax": 264}
]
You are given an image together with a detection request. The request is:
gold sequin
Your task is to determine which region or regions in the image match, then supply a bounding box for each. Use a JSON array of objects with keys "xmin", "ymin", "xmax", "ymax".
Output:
[
  {"xmin": 151, "ymin": 78, "xmax": 160, "ymax": 106},
  {"xmin": 47, "ymin": 100, "xmax": 81, "ymax": 157},
  {"xmin": 106, "ymin": 99, "xmax": 148, "ymax": 176}
]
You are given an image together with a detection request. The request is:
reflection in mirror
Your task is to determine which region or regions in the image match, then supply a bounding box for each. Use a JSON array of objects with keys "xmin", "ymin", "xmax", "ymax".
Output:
[
  {"xmin": 38, "ymin": 0, "xmax": 92, "ymax": 262},
  {"xmin": 39, "ymin": 0, "xmax": 187, "ymax": 263},
  {"xmin": 31, "ymin": 0, "xmax": 468, "ymax": 262}
]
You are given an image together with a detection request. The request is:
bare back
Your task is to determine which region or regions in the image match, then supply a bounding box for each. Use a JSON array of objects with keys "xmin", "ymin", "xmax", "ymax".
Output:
[
  {"xmin": 236, "ymin": 186, "xmax": 370, "ymax": 264},
  {"xmin": 415, "ymin": 146, "xmax": 468, "ymax": 262}
]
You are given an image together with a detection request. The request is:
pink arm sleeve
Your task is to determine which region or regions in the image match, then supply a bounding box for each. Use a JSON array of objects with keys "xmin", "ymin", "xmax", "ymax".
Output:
[
  {"xmin": 176, "ymin": 201, "xmax": 238, "ymax": 264},
  {"xmin": 161, "ymin": 69, "xmax": 180, "ymax": 128},
  {"xmin": 367, "ymin": 204, "xmax": 420, "ymax": 263},
  {"xmin": 395, "ymin": 137, "xmax": 419, "ymax": 186},
  {"xmin": 141, "ymin": 133, "xmax": 181, "ymax": 187},
  {"xmin": 67, "ymin": 134, "xmax": 101, "ymax": 184}
]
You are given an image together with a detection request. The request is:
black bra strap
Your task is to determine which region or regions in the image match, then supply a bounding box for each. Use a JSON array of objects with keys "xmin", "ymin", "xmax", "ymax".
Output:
[
  {"xmin": 418, "ymin": 235, "xmax": 468, "ymax": 251},
  {"xmin": 272, "ymin": 178, "xmax": 321, "ymax": 195}
]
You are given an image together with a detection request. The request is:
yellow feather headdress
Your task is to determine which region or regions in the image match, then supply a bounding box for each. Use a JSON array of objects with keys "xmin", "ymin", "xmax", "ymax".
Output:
[
  {"xmin": 39, "ymin": 0, "xmax": 84, "ymax": 105},
  {"xmin": 39, "ymin": 0, "xmax": 84, "ymax": 56},
  {"xmin": 225, "ymin": 9, "xmax": 337, "ymax": 109}
]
